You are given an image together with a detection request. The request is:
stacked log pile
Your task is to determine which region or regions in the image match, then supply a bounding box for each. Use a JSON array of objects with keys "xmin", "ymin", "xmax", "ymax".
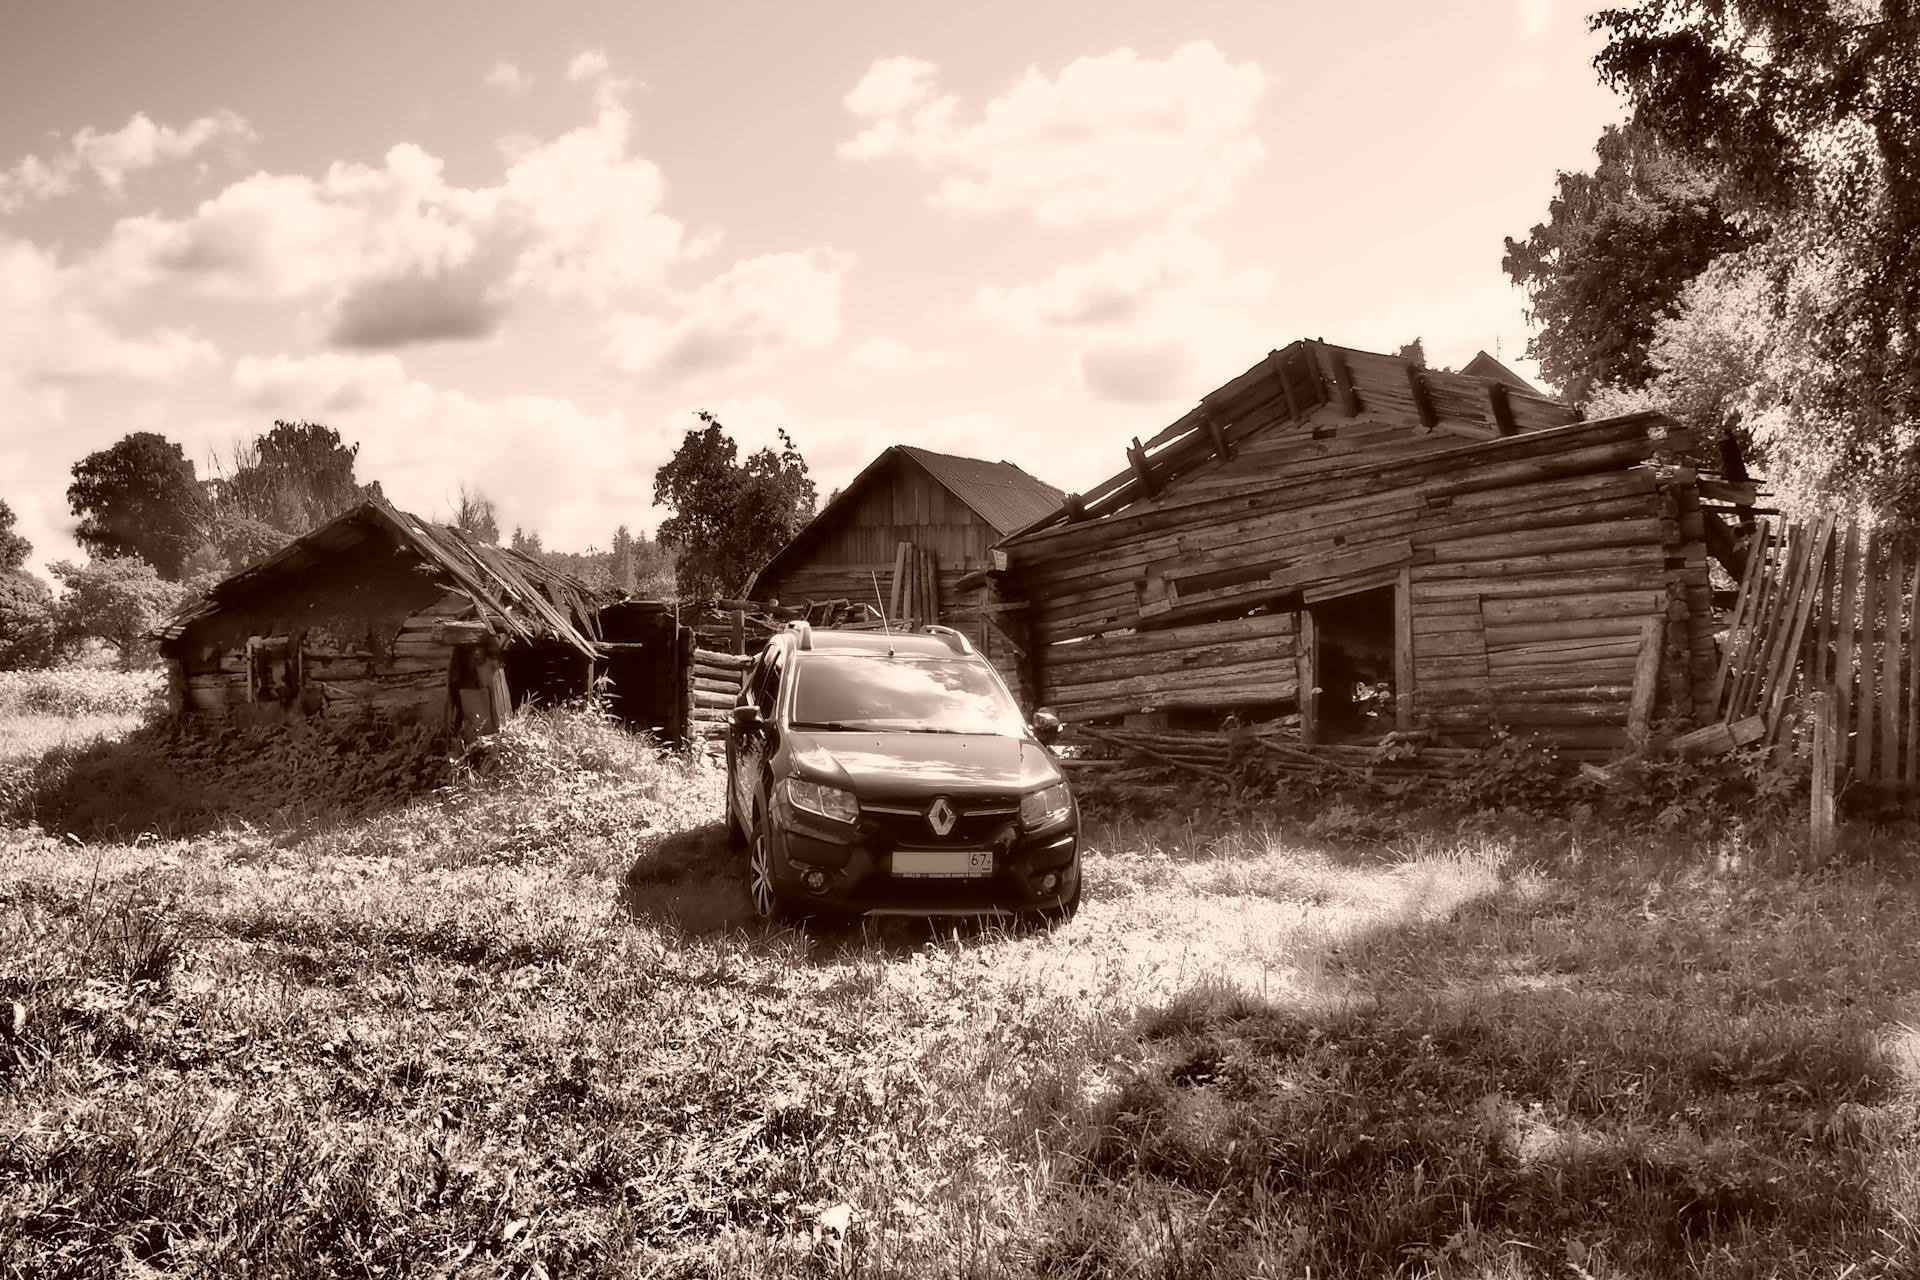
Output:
[
  {"xmin": 997, "ymin": 339, "xmax": 1714, "ymax": 754},
  {"xmin": 1055, "ymin": 725, "xmax": 1479, "ymax": 790},
  {"xmin": 688, "ymin": 648, "xmax": 749, "ymax": 740}
]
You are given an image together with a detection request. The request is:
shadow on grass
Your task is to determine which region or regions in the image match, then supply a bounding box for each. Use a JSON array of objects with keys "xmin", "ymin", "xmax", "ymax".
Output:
[
  {"xmin": 1, "ymin": 721, "xmax": 452, "ymax": 844},
  {"xmin": 620, "ymin": 820, "xmax": 1068, "ymax": 957},
  {"xmin": 1025, "ymin": 856, "xmax": 1915, "ymax": 1278}
]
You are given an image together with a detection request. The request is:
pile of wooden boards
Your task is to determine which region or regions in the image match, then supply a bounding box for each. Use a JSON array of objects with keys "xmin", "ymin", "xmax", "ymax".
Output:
[
  {"xmin": 1055, "ymin": 725, "xmax": 1479, "ymax": 788},
  {"xmin": 887, "ymin": 542, "xmax": 941, "ymax": 627}
]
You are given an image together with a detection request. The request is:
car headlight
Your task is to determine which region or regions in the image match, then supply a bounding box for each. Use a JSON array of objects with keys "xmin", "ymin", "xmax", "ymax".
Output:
[
  {"xmin": 1020, "ymin": 782, "xmax": 1072, "ymax": 830},
  {"xmin": 787, "ymin": 778, "xmax": 859, "ymax": 824}
]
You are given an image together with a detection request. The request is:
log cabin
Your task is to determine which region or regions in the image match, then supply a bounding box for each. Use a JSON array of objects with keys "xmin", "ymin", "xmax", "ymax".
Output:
[
  {"xmin": 989, "ymin": 339, "xmax": 1737, "ymax": 755},
  {"xmin": 746, "ymin": 445, "xmax": 1063, "ymax": 700},
  {"xmin": 156, "ymin": 499, "xmax": 612, "ymax": 739}
]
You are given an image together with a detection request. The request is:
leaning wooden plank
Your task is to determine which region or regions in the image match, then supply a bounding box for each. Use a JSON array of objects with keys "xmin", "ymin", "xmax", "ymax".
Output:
[
  {"xmin": 1763, "ymin": 516, "xmax": 1834, "ymax": 744},
  {"xmin": 1907, "ymin": 542, "xmax": 1920, "ymax": 789},
  {"xmin": 1627, "ymin": 615, "xmax": 1664, "ymax": 747},
  {"xmin": 1711, "ymin": 517, "xmax": 1772, "ymax": 715},
  {"xmin": 1832, "ymin": 522, "xmax": 1863, "ymax": 782},
  {"xmin": 1740, "ymin": 521, "xmax": 1801, "ymax": 726},
  {"xmin": 889, "ymin": 542, "xmax": 909, "ymax": 620},
  {"xmin": 1856, "ymin": 531, "xmax": 1882, "ymax": 781},
  {"xmin": 1671, "ymin": 715, "xmax": 1767, "ymax": 757},
  {"xmin": 1728, "ymin": 522, "xmax": 1787, "ymax": 719},
  {"xmin": 1881, "ymin": 539, "xmax": 1907, "ymax": 784}
]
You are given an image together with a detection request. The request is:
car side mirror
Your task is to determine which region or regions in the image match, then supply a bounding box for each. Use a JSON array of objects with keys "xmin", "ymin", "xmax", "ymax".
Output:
[
  {"xmin": 1032, "ymin": 708, "xmax": 1062, "ymax": 745},
  {"xmin": 730, "ymin": 704, "xmax": 764, "ymax": 730}
]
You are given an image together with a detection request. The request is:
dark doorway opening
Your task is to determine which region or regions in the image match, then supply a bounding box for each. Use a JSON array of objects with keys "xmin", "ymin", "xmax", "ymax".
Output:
[{"xmin": 1305, "ymin": 586, "xmax": 1397, "ymax": 742}]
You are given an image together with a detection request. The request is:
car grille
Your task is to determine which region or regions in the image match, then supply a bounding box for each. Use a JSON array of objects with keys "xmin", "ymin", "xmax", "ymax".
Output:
[{"xmin": 860, "ymin": 797, "xmax": 1019, "ymax": 847}]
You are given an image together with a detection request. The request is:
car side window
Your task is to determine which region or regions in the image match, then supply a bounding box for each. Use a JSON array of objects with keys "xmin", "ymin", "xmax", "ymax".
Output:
[{"xmin": 756, "ymin": 647, "xmax": 786, "ymax": 716}]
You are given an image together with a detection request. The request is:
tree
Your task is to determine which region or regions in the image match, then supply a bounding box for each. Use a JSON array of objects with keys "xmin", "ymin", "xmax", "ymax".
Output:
[
  {"xmin": 510, "ymin": 526, "xmax": 544, "ymax": 555},
  {"xmin": 1504, "ymin": 122, "xmax": 1749, "ymax": 405},
  {"xmin": 1396, "ymin": 338, "xmax": 1428, "ymax": 369},
  {"xmin": 653, "ymin": 414, "xmax": 816, "ymax": 600},
  {"xmin": 0, "ymin": 500, "xmax": 30, "ymax": 573},
  {"xmin": 49, "ymin": 557, "xmax": 182, "ymax": 670},
  {"xmin": 204, "ymin": 421, "xmax": 378, "ymax": 563},
  {"xmin": 67, "ymin": 433, "xmax": 201, "ymax": 579},
  {"xmin": 451, "ymin": 485, "xmax": 500, "ymax": 544},
  {"xmin": 1591, "ymin": 1, "xmax": 1920, "ymax": 519},
  {"xmin": 0, "ymin": 571, "xmax": 65, "ymax": 670}
]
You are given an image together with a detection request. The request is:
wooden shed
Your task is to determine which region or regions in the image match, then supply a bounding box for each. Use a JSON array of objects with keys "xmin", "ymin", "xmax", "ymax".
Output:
[
  {"xmin": 157, "ymin": 499, "xmax": 611, "ymax": 738},
  {"xmin": 747, "ymin": 445, "xmax": 1063, "ymax": 696},
  {"xmin": 990, "ymin": 339, "xmax": 1740, "ymax": 755}
]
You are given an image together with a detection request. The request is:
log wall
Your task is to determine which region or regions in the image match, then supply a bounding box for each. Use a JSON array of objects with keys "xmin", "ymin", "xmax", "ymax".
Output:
[{"xmin": 1003, "ymin": 386, "xmax": 1706, "ymax": 750}]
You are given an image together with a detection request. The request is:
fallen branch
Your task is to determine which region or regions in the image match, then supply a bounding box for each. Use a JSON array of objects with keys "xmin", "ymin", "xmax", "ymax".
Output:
[{"xmin": 1073, "ymin": 726, "xmax": 1234, "ymax": 783}]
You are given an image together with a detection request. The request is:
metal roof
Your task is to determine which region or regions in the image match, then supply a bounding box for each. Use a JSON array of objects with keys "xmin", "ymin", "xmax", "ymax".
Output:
[
  {"xmin": 894, "ymin": 446, "xmax": 1065, "ymax": 536},
  {"xmin": 155, "ymin": 498, "xmax": 605, "ymax": 656}
]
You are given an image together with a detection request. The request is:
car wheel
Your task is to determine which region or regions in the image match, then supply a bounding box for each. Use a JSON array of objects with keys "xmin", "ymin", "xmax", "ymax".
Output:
[{"xmin": 747, "ymin": 807, "xmax": 783, "ymax": 921}]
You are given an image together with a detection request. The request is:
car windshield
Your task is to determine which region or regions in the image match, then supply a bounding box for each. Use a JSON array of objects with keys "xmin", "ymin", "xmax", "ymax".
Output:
[{"xmin": 789, "ymin": 654, "xmax": 1027, "ymax": 735}]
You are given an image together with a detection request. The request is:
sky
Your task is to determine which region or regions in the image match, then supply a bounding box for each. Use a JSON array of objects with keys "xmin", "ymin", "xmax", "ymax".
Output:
[{"xmin": 0, "ymin": 1, "xmax": 1626, "ymax": 574}]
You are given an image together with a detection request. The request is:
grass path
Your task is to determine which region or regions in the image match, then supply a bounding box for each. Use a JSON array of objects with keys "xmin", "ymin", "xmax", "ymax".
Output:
[{"xmin": 4, "ymin": 706, "xmax": 1920, "ymax": 1277}]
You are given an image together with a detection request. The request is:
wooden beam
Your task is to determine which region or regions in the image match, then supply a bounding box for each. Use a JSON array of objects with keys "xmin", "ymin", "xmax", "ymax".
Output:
[
  {"xmin": 1484, "ymin": 379, "xmax": 1517, "ymax": 436},
  {"xmin": 1268, "ymin": 541, "xmax": 1413, "ymax": 595},
  {"xmin": 1126, "ymin": 437, "xmax": 1159, "ymax": 497},
  {"xmin": 1318, "ymin": 342, "xmax": 1361, "ymax": 417},
  {"xmin": 1406, "ymin": 362, "xmax": 1438, "ymax": 434},
  {"xmin": 1627, "ymin": 615, "xmax": 1663, "ymax": 747},
  {"xmin": 1394, "ymin": 564, "xmax": 1414, "ymax": 731},
  {"xmin": 1203, "ymin": 408, "xmax": 1234, "ymax": 462},
  {"xmin": 889, "ymin": 541, "xmax": 909, "ymax": 620},
  {"xmin": 1063, "ymin": 493, "xmax": 1088, "ymax": 523},
  {"xmin": 1298, "ymin": 608, "xmax": 1318, "ymax": 747},
  {"xmin": 1270, "ymin": 350, "xmax": 1301, "ymax": 420}
]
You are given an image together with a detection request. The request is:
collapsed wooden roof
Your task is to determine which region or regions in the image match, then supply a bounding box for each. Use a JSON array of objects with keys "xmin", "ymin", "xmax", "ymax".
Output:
[
  {"xmin": 1005, "ymin": 339, "xmax": 1581, "ymax": 541},
  {"xmin": 748, "ymin": 444, "xmax": 1063, "ymax": 593},
  {"xmin": 157, "ymin": 499, "xmax": 604, "ymax": 656}
]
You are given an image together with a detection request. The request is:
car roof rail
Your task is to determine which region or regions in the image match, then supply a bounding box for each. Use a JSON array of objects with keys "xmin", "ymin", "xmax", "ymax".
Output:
[
  {"xmin": 923, "ymin": 624, "xmax": 974, "ymax": 656},
  {"xmin": 785, "ymin": 620, "xmax": 813, "ymax": 650}
]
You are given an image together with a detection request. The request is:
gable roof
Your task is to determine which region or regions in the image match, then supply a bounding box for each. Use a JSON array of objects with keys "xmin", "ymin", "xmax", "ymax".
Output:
[
  {"xmin": 747, "ymin": 445, "xmax": 1063, "ymax": 596},
  {"xmin": 157, "ymin": 498, "xmax": 604, "ymax": 655},
  {"xmin": 1460, "ymin": 350, "xmax": 1540, "ymax": 394},
  {"xmin": 1004, "ymin": 338, "xmax": 1578, "ymax": 542},
  {"xmin": 895, "ymin": 446, "xmax": 1065, "ymax": 535}
]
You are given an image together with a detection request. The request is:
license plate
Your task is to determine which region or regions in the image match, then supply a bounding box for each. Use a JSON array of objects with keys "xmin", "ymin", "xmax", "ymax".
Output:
[{"xmin": 892, "ymin": 849, "xmax": 993, "ymax": 878}]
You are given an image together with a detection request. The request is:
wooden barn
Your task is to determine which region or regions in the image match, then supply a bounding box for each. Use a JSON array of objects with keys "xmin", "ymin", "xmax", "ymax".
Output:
[
  {"xmin": 747, "ymin": 445, "xmax": 1063, "ymax": 695},
  {"xmin": 988, "ymin": 339, "xmax": 1747, "ymax": 755},
  {"xmin": 157, "ymin": 499, "xmax": 621, "ymax": 739}
]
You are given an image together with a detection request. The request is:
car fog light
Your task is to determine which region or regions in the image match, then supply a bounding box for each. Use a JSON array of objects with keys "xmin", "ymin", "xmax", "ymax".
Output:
[
  {"xmin": 1041, "ymin": 872, "xmax": 1059, "ymax": 892},
  {"xmin": 804, "ymin": 869, "xmax": 828, "ymax": 893}
]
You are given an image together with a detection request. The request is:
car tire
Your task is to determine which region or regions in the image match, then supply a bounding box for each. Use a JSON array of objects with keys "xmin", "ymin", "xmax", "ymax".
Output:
[{"xmin": 746, "ymin": 803, "xmax": 787, "ymax": 922}]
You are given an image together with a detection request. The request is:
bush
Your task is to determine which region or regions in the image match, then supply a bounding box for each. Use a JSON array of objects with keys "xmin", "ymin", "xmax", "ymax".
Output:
[
  {"xmin": 0, "ymin": 667, "xmax": 164, "ymax": 718},
  {"xmin": 0, "ymin": 571, "xmax": 67, "ymax": 671}
]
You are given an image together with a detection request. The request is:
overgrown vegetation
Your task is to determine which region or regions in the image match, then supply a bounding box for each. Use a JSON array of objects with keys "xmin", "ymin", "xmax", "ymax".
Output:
[{"xmin": 4, "ymin": 700, "xmax": 1920, "ymax": 1277}]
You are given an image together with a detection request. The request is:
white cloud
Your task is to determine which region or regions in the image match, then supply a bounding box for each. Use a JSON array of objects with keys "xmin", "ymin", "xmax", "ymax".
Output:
[
  {"xmin": 91, "ymin": 87, "xmax": 687, "ymax": 346},
  {"xmin": 977, "ymin": 228, "xmax": 1275, "ymax": 404},
  {"xmin": 486, "ymin": 61, "xmax": 532, "ymax": 92},
  {"xmin": 568, "ymin": 48, "xmax": 611, "ymax": 83},
  {"xmin": 607, "ymin": 249, "xmax": 846, "ymax": 383},
  {"xmin": 841, "ymin": 42, "xmax": 1267, "ymax": 226},
  {"xmin": 0, "ymin": 110, "xmax": 251, "ymax": 212},
  {"xmin": 1519, "ymin": 0, "xmax": 1553, "ymax": 39},
  {"xmin": 844, "ymin": 335, "xmax": 952, "ymax": 375}
]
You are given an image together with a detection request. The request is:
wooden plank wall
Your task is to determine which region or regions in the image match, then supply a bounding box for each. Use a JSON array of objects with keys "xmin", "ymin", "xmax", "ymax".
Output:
[
  {"xmin": 182, "ymin": 590, "xmax": 475, "ymax": 726},
  {"xmin": 1717, "ymin": 516, "xmax": 1920, "ymax": 789},
  {"xmin": 1006, "ymin": 393, "xmax": 1701, "ymax": 748}
]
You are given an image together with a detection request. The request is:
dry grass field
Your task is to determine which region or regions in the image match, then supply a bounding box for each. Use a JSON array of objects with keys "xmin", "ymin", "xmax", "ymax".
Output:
[{"xmin": 3, "ymin": 675, "xmax": 1920, "ymax": 1277}]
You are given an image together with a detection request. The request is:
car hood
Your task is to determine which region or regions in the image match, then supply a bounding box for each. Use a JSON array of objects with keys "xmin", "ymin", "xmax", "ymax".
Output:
[{"xmin": 788, "ymin": 730, "xmax": 1061, "ymax": 797}]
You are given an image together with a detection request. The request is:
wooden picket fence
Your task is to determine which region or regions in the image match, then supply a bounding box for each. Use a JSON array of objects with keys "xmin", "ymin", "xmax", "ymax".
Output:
[{"xmin": 1715, "ymin": 515, "xmax": 1920, "ymax": 789}]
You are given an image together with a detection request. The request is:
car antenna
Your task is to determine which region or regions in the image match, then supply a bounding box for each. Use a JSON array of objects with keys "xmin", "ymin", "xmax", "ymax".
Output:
[{"xmin": 870, "ymin": 570, "xmax": 895, "ymax": 657}]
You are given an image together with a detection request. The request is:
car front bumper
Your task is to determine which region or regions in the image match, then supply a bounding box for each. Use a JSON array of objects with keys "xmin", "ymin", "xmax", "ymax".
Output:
[{"xmin": 767, "ymin": 796, "xmax": 1079, "ymax": 916}]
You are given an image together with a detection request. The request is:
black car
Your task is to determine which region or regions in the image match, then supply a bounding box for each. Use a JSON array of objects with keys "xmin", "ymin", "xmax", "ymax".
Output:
[{"xmin": 724, "ymin": 623, "xmax": 1079, "ymax": 921}]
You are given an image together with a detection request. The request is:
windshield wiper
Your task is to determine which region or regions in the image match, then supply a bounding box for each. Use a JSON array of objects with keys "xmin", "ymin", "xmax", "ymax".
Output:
[{"xmin": 790, "ymin": 720, "xmax": 860, "ymax": 731}]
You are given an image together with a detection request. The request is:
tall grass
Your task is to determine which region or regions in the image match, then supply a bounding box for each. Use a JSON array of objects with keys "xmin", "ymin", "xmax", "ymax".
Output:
[{"xmin": 3, "ymin": 700, "xmax": 1920, "ymax": 1276}]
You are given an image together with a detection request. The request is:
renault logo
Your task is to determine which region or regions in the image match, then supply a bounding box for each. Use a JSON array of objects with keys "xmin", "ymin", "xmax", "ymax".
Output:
[{"xmin": 927, "ymin": 796, "xmax": 957, "ymax": 837}]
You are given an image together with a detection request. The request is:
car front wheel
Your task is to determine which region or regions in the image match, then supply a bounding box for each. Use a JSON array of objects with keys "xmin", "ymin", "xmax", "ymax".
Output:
[{"xmin": 747, "ymin": 806, "xmax": 782, "ymax": 921}]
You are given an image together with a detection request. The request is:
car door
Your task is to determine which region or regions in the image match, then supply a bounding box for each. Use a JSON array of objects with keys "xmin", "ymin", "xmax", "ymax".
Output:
[{"xmin": 731, "ymin": 645, "xmax": 784, "ymax": 826}]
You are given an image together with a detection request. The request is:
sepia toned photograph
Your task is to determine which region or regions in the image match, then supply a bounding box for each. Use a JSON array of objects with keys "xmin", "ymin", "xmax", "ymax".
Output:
[{"xmin": 4, "ymin": 1, "xmax": 1919, "ymax": 1275}]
